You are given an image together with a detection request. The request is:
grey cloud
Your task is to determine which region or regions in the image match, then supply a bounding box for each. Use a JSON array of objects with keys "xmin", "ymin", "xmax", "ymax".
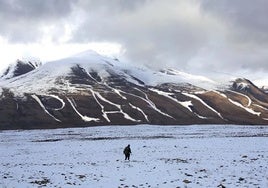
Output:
[
  {"xmin": 76, "ymin": 0, "xmax": 147, "ymax": 14},
  {"xmin": 1, "ymin": 0, "xmax": 268, "ymax": 80},
  {"xmin": 71, "ymin": 0, "xmax": 218, "ymax": 68},
  {"xmin": 201, "ymin": 0, "xmax": 268, "ymax": 34},
  {"xmin": 0, "ymin": 0, "xmax": 76, "ymax": 42},
  {"xmin": 198, "ymin": 0, "xmax": 268, "ymax": 74},
  {"xmin": 0, "ymin": 0, "xmax": 74, "ymax": 20},
  {"xmin": 69, "ymin": 0, "xmax": 268, "ymax": 78},
  {"xmin": 200, "ymin": 0, "xmax": 268, "ymax": 49}
]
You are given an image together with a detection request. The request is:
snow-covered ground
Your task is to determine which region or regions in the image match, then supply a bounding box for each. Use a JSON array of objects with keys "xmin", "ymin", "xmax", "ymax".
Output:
[{"xmin": 0, "ymin": 125, "xmax": 268, "ymax": 188}]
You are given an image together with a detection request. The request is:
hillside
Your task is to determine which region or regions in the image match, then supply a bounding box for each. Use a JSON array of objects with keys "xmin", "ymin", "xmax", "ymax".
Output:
[{"xmin": 0, "ymin": 51, "xmax": 268, "ymax": 129}]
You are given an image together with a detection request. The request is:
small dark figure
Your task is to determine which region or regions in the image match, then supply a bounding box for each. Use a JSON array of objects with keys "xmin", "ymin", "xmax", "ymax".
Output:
[{"xmin": 123, "ymin": 144, "xmax": 131, "ymax": 160}]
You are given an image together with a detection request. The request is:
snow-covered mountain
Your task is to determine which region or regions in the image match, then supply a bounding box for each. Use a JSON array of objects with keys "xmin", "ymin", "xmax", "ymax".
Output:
[
  {"xmin": 0, "ymin": 50, "xmax": 268, "ymax": 129},
  {"xmin": 254, "ymin": 78, "xmax": 268, "ymax": 93},
  {"xmin": 1, "ymin": 58, "xmax": 42, "ymax": 80}
]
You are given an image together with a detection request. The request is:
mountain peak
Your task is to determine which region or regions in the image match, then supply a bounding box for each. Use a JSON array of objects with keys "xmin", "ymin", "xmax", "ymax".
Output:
[
  {"xmin": 71, "ymin": 50, "xmax": 102, "ymax": 59},
  {"xmin": 1, "ymin": 51, "xmax": 268, "ymax": 129},
  {"xmin": 1, "ymin": 59, "xmax": 42, "ymax": 80}
]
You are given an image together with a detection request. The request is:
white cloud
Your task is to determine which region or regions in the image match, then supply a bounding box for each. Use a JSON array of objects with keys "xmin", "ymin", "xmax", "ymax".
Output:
[
  {"xmin": 0, "ymin": 0, "xmax": 268, "ymax": 81},
  {"xmin": 0, "ymin": 39, "xmax": 123, "ymax": 72}
]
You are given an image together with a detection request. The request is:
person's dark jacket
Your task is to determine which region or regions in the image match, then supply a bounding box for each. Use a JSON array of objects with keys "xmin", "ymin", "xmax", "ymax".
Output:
[{"xmin": 124, "ymin": 145, "xmax": 131, "ymax": 155}]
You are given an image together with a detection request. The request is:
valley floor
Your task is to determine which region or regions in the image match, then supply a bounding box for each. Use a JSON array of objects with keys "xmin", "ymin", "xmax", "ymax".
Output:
[{"xmin": 0, "ymin": 125, "xmax": 268, "ymax": 187}]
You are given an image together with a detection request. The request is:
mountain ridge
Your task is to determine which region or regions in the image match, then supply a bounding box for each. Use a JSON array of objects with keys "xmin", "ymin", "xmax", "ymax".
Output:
[
  {"xmin": 0, "ymin": 51, "xmax": 268, "ymax": 129},
  {"xmin": 1, "ymin": 58, "xmax": 42, "ymax": 80}
]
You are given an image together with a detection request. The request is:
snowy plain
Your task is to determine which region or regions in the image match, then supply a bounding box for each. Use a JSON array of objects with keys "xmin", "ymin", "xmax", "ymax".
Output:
[{"xmin": 0, "ymin": 125, "xmax": 268, "ymax": 188}]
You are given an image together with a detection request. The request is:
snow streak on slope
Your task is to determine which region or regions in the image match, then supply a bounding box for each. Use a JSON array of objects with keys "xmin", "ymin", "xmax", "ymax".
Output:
[
  {"xmin": 150, "ymin": 88, "xmax": 209, "ymax": 119},
  {"xmin": 212, "ymin": 91, "xmax": 261, "ymax": 116},
  {"xmin": 253, "ymin": 104, "xmax": 268, "ymax": 111},
  {"xmin": 180, "ymin": 101, "xmax": 194, "ymax": 112},
  {"xmin": 135, "ymin": 88, "xmax": 174, "ymax": 119},
  {"xmin": 111, "ymin": 88, "xmax": 127, "ymax": 100},
  {"xmin": 227, "ymin": 90, "xmax": 252, "ymax": 107},
  {"xmin": 228, "ymin": 100, "xmax": 261, "ymax": 116},
  {"xmin": 102, "ymin": 86, "xmax": 150, "ymax": 121},
  {"xmin": 183, "ymin": 92, "xmax": 224, "ymax": 120},
  {"xmin": 129, "ymin": 103, "xmax": 149, "ymax": 122},
  {"xmin": 46, "ymin": 94, "xmax": 65, "ymax": 110},
  {"xmin": 31, "ymin": 95, "xmax": 61, "ymax": 122},
  {"xmin": 90, "ymin": 89, "xmax": 110, "ymax": 122},
  {"xmin": 3, "ymin": 50, "xmax": 268, "ymax": 125},
  {"xmin": 89, "ymin": 89, "xmax": 140, "ymax": 122},
  {"xmin": 150, "ymin": 88, "xmax": 192, "ymax": 111},
  {"xmin": 67, "ymin": 97, "xmax": 100, "ymax": 122}
]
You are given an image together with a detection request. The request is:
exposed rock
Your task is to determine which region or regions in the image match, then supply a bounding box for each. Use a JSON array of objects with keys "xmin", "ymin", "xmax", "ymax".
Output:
[{"xmin": 0, "ymin": 52, "xmax": 268, "ymax": 130}]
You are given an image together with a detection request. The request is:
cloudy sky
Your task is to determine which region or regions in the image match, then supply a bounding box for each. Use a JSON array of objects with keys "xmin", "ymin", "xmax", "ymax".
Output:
[{"xmin": 0, "ymin": 0, "xmax": 268, "ymax": 82}]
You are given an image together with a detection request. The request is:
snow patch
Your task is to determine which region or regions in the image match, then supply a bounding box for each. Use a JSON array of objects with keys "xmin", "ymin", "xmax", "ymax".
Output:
[
  {"xmin": 31, "ymin": 95, "xmax": 61, "ymax": 122},
  {"xmin": 179, "ymin": 101, "xmax": 193, "ymax": 112},
  {"xmin": 136, "ymin": 88, "xmax": 174, "ymax": 119},
  {"xmin": 129, "ymin": 103, "xmax": 149, "ymax": 122},
  {"xmin": 89, "ymin": 89, "xmax": 139, "ymax": 122},
  {"xmin": 235, "ymin": 82, "xmax": 250, "ymax": 90},
  {"xmin": 253, "ymin": 104, "xmax": 268, "ymax": 111},
  {"xmin": 90, "ymin": 89, "xmax": 111, "ymax": 123},
  {"xmin": 46, "ymin": 95, "xmax": 65, "ymax": 110},
  {"xmin": 183, "ymin": 92, "xmax": 224, "ymax": 120},
  {"xmin": 150, "ymin": 88, "xmax": 210, "ymax": 119},
  {"xmin": 150, "ymin": 88, "xmax": 193, "ymax": 112},
  {"xmin": 212, "ymin": 90, "xmax": 228, "ymax": 98},
  {"xmin": 66, "ymin": 97, "xmax": 99, "ymax": 122},
  {"xmin": 228, "ymin": 99, "xmax": 261, "ymax": 116},
  {"xmin": 227, "ymin": 90, "xmax": 252, "ymax": 107},
  {"xmin": 111, "ymin": 88, "xmax": 127, "ymax": 100},
  {"xmin": 254, "ymin": 78, "xmax": 268, "ymax": 89},
  {"xmin": 213, "ymin": 90, "xmax": 260, "ymax": 116}
]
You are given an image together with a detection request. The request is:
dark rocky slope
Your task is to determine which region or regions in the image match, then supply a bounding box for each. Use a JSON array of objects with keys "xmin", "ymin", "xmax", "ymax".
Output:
[{"xmin": 0, "ymin": 52, "xmax": 268, "ymax": 130}]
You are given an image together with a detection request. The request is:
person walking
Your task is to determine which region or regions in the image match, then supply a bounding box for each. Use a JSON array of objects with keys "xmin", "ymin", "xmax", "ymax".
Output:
[{"xmin": 123, "ymin": 144, "xmax": 131, "ymax": 160}]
